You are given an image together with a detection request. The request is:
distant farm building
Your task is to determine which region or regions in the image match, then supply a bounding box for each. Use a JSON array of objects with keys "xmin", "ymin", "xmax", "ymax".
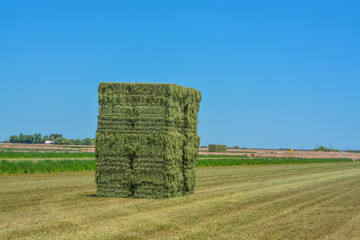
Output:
[{"xmin": 45, "ymin": 141, "xmax": 54, "ymax": 144}]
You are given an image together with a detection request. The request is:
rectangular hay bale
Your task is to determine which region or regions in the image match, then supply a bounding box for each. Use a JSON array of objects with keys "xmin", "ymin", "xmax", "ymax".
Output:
[
  {"xmin": 208, "ymin": 144, "xmax": 227, "ymax": 153},
  {"xmin": 95, "ymin": 82, "xmax": 201, "ymax": 198}
]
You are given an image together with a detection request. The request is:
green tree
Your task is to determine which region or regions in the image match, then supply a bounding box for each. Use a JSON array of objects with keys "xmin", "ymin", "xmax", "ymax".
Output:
[
  {"xmin": 17, "ymin": 133, "xmax": 34, "ymax": 143},
  {"xmin": 23, "ymin": 135, "xmax": 34, "ymax": 143},
  {"xmin": 81, "ymin": 138, "xmax": 91, "ymax": 145},
  {"xmin": 18, "ymin": 133, "xmax": 24, "ymax": 143},
  {"xmin": 42, "ymin": 135, "xmax": 50, "ymax": 143},
  {"xmin": 50, "ymin": 134, "xmax": 63, "ymax": 140},
  {"xmin": 34, "ymin": 133, "xmax": 42, "ymax": 144},
  {"xmin": 54, "ymin": 137, "xmax": 66, "ymax": 145},
  {"xmin": 9, "ymin": 135, "xmax": 19, "ymax": 143}
]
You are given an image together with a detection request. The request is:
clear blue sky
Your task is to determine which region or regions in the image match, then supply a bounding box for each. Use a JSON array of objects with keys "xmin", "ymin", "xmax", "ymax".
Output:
[{"xmin": 0, "ymin": 0, "xmax": 359, "ymax": 150}]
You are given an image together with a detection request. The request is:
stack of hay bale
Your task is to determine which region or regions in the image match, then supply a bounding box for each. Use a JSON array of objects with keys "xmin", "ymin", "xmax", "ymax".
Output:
[
  {"xmin": 208, "ymin": 144, "xmax": 226, "ymax": 153},
  {"xmin": 95, "ymin": 83, "xmax": 201, "ymax": 198}
]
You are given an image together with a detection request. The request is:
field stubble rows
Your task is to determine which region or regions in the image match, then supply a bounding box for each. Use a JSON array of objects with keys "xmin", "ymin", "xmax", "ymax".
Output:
[{"xmin": 1, "ymin": 162, "xmax": 359, "ymax": 239}]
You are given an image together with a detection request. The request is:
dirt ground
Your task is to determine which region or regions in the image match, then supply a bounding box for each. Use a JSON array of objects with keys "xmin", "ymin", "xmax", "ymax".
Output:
[
  {"xmin": 199, "ymin": 148, "xmax": 360, "ymax": 161},
  {"xmin": 0, "ymin": 143, "xmax": 94, "ymax": 153}
]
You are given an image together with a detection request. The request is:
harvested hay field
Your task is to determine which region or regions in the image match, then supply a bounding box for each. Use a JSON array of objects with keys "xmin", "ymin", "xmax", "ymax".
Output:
[{"xmin": 1, "ymin": 162, "xmax": 360, "ymax": 239}]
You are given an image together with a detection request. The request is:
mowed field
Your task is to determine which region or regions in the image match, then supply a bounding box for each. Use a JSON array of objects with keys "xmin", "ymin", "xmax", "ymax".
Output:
[{"xmin": 1, "ymin": 162, "xmax": 360, "ymax": 239}]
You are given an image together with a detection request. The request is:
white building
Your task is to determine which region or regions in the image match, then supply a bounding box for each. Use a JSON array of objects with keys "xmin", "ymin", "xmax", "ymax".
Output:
[{"xmin": 45, "ymin": 140, "xmax": 54, "ymax": 144}]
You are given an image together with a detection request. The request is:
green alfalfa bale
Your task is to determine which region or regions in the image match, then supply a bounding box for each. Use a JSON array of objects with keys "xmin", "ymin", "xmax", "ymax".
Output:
[
  {"xmin": 97, "ymin": 185, "xmax": 133, "ymax": 198},
  {"xmin": 98, "ymin": 82, "xmax": 191, "ymax": 103},
  {"xmin": 95, "ymin": 169, "xmax": 133, "ymax": 197},
  {"xmin": 182, "ymin": 167, "xmax": 196, "ymax": 194},
  {"xmin": 99, "ymin": 94, "xmax": 167, "ymax": 107},
  {"xmin": 96, "ymin": 82, "xmax": 201, "ymax": 198},
  {"xmin": 208, "ymin": 144, "xmax": 227, "ymax": 153},
  {"xmin": 182, "ymin": 133, "xmax": 198, "ymax": 195},
  {"xmin": 131, "ymin": 131, "xmax": 184, "ymax": 198},
  {"xmin": 98, "ymin": 82, "xmax": 167, "ymax": 96},
  {"xmin": 133, "ymin": 183, "xmax": 165, "ymax": 199}
]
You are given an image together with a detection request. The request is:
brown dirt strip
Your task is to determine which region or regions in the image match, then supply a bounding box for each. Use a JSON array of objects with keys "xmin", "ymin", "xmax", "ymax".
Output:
[
  {"xmin": 199, "ymin": 148, "xmax": 360, "ymax": 161},
  {"xmin": 1, "ymin": 158, "xmax": 96, "ymax": 161},
  {"xmin": 0, "ymin": 143, "xmax": 94, "ymax": 152}
]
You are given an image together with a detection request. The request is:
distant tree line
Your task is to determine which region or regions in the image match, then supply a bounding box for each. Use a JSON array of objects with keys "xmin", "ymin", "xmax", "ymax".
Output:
[
  {"xmin": 4, "ymin": 133, "xmax": 95, "ymax": 145},
  {"xmin": 313, "ymin": 146, "xmax": 339, "ymax": 152},
  {"xmin": 227, "ymin": 145, "xmax": 248, "ymax": 149}
]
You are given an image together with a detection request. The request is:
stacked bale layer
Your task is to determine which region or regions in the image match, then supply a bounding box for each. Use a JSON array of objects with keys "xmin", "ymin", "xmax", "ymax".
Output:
[
  {"xmin": 95, "ymin": 83, "xmax": 201, "ymax": 198},
  {"xmin": 208, "ymin": 144, "xmax": 226, "ymax": 153}
]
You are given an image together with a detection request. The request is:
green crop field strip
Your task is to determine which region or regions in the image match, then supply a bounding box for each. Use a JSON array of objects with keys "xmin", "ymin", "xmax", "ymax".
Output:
[
  {"xmin": 198, "ymin": 154, "xmax": 253, "ymax": 158},
  {"xmin": 0, "ymin": 160, "xmax": 96, "ymax": 174},
  {"xmin": 0, "ymin": 147, "xmax": 82, "ymax": 152},
  {"xmin": 1, "ymin": 162, "xmax": 359, "ymax": 239},
  {"xmin": 0, "ymin": 151, "xmax": 95, "ymax": 159},
  {"xmin": 0, "ymin": 157, "xmax": 353, "ymax": 175}
]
